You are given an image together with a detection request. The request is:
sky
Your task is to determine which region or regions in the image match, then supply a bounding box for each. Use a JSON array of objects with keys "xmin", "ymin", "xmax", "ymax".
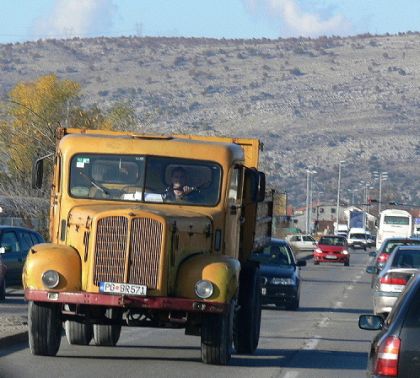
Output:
[{"xmin": 1, "ymin": 0, "xmax": 420, "ymax": 44}]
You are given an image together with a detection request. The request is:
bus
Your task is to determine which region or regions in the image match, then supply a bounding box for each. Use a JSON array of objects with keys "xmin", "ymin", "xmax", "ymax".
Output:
[{"xmin": 376, "ymin": 209, "xmax": 413, "ymax": 250}]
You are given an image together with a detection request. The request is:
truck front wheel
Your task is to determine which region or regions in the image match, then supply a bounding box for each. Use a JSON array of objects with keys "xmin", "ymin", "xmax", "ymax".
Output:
[
  {"xmin": 65, "ymin": 320, "xmax": 93, "ymax": 345},
  {"xmin": 28, "ymin": 301, "xmax": 62, "ymax": 356},
  {"xmin": 201, "ymin": 299, "xmax": 234, "ymax": 365},
  {"xmin": 93, "ymin": 308, "xmax": 122, "ymax": 346},
  {"xmin": 234, "ymin": 264, "xmax": 261, "ymax": 354}
]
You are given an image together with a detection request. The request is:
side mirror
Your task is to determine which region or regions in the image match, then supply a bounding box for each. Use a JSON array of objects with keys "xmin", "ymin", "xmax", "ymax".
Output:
[
  {"xmin": 366, "ymin": 265, "xmax": 377, "ymax": 274},
  {"xmin": 32, "ymin": 152, "xmax": 54, "ymax": 189},
  {"xmin": 257, "ymin": 171, "xmax": 266, "ymax": 202},
  {"xmin": 359, "ymin": 314, "xmax": 384, "ymax": 330},
  {"xmin": 243, "ymin": 168, "xmax": 265, "ymax": 203},
  {"xmin": 296, "ymin": 259, "xmax": 307, "ymax": 267},
  {"xmin": 32, "ymin": 157, "xmax": 44, "ymax": 189}
]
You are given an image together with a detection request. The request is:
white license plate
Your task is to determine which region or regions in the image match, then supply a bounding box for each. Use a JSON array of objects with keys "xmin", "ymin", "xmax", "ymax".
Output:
[
  {"xmin": 261, "ymin": 287, "xmax": 267, "ymax": 296},
  {"xmin": 99, "ymin": 282, "xmax": 147, "ymax": 296},
  {"xmin": 325, "ymin": 255, "xmax": 338, "ymax": 260}
]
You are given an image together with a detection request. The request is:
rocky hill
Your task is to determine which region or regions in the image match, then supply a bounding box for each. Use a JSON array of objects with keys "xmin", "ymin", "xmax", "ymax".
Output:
[{"xmin": 1, "ymin": 34, "xmax": 419, "ymax": 206}]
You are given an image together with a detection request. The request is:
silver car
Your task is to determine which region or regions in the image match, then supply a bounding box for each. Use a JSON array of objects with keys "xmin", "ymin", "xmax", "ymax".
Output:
[
  {"xmin": 285, "ymin": 234, "xmax": 317, "ymax": 252},
  {"xmin": 371, "ymin": 245, "xmax": 420, "ymax": 317}
]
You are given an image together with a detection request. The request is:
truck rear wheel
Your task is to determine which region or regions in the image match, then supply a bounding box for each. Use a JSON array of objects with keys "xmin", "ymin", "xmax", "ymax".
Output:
[
  {"xmin": 234, "ymin": 264, "xmax": 261, "ymax": 354},
  {"xmin": 28, "ymin": 301, "xmax": 62, "ymax": 356},
  {"xmin": 65, "ymin": 320, "xmax": 93, "ymax": 345},
  {"xmin": 93, "ymin": 308, "xmax": 122, "ymax": 346},
  {"xmin": 201, "ymin": 299, "xmax": 234, "ymax": 365}
]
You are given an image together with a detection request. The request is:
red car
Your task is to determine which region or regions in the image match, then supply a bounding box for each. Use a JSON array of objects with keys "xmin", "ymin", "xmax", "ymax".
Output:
[{"xmin": 313, "ymin": 235, "xmax": 350, "ymax": 266}]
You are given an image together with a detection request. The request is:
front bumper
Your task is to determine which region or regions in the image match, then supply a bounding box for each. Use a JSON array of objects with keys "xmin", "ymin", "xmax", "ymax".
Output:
[
  {"xmin": 349, "ymin": 242, "xmax": 367, "ymax": 249},
  {"xmin": 261, "ymin": 285, "xmax": 298, "ymax": 305},
  {"xmin": 24, "ymin": 289, "xmax": 227, "ymax": 314},
  {"xmin": 314, "ymin": 254, "xmax": 349, "ymax": 263}
]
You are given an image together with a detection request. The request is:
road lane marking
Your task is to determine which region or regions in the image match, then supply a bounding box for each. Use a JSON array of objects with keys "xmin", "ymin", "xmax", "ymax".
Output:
[
  {"xmin": 283, "ymin": 372, "xmax": 300, "ymax": 378},
  {"xmin": 317, "ymin": 317, "xmax": 329, "ymax": 328},
  {"xmin": 347, "ymin": 285, "xmax": 354, "ymax": 290},
  {"xmin": 303, "ymin": 335, "xmax": 320, "ymax": 350}
]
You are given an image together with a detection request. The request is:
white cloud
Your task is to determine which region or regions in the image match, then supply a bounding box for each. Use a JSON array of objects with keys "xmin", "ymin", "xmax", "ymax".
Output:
[
  {"xmin": 244, "ymin": 0, "xmax": 351, "ymax": 37},
  {"xmin": 32, "ymin": 0, "xmax": 117, "ymax": 39}
]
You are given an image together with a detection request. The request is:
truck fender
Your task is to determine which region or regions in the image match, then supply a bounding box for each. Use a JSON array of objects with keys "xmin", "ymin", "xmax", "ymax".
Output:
[
  {"xmin": 175, "ymin": 255, "xmax": 240, "ymax": 303},
  {"xmin": 23, "ymin": 243, "xmax": 81, "ymax": 291}
]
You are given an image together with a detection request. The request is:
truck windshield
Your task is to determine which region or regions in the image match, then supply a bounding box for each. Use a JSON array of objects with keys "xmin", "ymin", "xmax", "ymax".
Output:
[{"xmin": 69, "ymin": 154, "xmax": 221, "ymax": 206}]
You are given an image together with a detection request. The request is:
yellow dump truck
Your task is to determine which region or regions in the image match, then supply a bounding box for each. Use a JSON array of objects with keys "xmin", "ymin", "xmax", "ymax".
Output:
[{"xmin": 24, "ymin": 127, "xmax": 273, "ymax": 365}]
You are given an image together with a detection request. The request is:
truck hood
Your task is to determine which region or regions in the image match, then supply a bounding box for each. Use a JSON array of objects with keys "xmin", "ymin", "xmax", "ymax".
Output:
[
  {"xmin": 317, "ymin": 245, "xmax": 346, "ymax": 253},
  {"xmin": 66, "ymin": 204, "xmax": 214, "ymax": 295},
  {"xmin": 67, "ymin": 203, "xmax": 212, "ymax": 233}
]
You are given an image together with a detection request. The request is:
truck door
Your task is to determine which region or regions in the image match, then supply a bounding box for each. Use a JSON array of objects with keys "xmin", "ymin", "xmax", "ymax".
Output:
[
  {"xmin": 224, "ymin": 166, "xmax": 243, "ymax": 258},
  {"xmin": 50, "ymin": 154, "xmax": 63, "ymax": 243}
]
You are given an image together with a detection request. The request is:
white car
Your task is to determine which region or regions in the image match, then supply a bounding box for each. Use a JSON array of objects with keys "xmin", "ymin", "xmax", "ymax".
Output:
[{"xmin": 285, "ymin": 234, "xmax": 317, "ymax": 251}]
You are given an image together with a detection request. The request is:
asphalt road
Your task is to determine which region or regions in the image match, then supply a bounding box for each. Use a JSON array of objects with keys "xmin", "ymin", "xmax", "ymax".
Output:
[{"xmin": 0, "ymin": 249, "xmax": 376, "ymax": 378}]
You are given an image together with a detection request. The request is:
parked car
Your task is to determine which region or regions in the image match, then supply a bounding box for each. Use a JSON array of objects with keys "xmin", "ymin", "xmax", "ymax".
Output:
[
  {"xmin": 369, "ymin": 245, "xmax": 420, "ymax": 318},
  {"xmin": 359, "ymin": 273, "xmax": 420, "ymax": 378},
  {"xmin": 313, "ymin": 235, "xmax": 350, "ymax": 266},
  {"xmin": 285, "ymin": 234, "xmax": 317, "ymax": 252},
  {"xmin": 250, "ymin": 238, "xmax": 306, "ymax": 310},
  {"xmin": 0, "ymin": 226, "xmax": 44, "ymax": 297}
]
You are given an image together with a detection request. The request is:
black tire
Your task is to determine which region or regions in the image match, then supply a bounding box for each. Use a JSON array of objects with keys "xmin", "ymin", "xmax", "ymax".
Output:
[
  {"xmin": 28, "ymin": 301, "xmax": 62, "ymax": 356},
  {"xmin": 0, "ymin": 278, "xmax": 5, "ymax": 302},
  {"xmin": 234, "ymin": 264, "xmax": 261, "ymax": 354},
  {"xmin": 201, "ymin": 300, "xmax": 234, "ymax": 365},
  {"xmin": 65, "ymin": 320, "xmax": 93, "ymax": 345},
  {"xmin": 93, "ymin": 308, "xmax": 122, "ymax": 346}
]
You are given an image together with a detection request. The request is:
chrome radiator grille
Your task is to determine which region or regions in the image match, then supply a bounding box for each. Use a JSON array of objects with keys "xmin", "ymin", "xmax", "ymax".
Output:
[{"xmin": 93, "ymin": 216, "xmax": 163, "ymax": 289}]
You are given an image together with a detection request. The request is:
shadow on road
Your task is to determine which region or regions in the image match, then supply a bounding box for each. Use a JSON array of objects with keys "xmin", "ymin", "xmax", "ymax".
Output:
[{"xmin": 262, "ymin": 304, "xmax": 372, "ymax": 314}]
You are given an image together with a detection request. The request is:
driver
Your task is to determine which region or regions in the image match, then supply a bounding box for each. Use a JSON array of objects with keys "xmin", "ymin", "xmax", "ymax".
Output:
[{"xmin": 163, "ymin": 167, "xmax": 196, "ymax": 201}]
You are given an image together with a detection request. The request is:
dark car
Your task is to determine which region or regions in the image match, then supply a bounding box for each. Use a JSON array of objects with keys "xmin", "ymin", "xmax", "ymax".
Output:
[
  {"xmin": 250, "ymin": 238, "xmax": 306, "ymax": 310},
  {"xmin": 359, "ymin": 273, "xmax": 420, "ymax": 377},
  {"xmin": 313, "ymin": 235, "xmax": 350, "ymax": 266},
  {"xmin": 0, "ymin": 256, "xmax": 6, "ymax": 301},
  {"xmin": 0, "ymin": 226, "xmax": 44, "ymax": 300}
]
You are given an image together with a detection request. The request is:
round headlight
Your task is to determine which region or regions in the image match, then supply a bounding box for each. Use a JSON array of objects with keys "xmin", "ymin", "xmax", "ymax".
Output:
[
  {"xmin": 195, "ymin": 280, "xmax": 214, "ymax": 299},
  {"xmin": 42, "ymin": 270, "xmax": 60, "ymax": 289},
  {"xmin": 342, "ymin": 250, "xmax": 349, "ymax": 255}
]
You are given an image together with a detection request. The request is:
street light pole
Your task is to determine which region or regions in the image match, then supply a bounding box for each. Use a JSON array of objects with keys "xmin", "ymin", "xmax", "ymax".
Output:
[
  {"xmin": 378, "ymin": 172, "xmax": 388, "ymax": 214},
  {"xmin": 373, "ymin": 171, "xmax": 388, "ymax": 216},
  {"xmin": 335, "ymin": 160, "xmax": 346, "ymax": 233},
  {"xmin": 305, "ymin": 169, "xmax": 317, "ymax": 234}
]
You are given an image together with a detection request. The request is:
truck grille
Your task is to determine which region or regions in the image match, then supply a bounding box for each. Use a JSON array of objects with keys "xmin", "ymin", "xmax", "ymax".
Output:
[{"xmin": 93, "ymin": 216, "xmax": 163, "ymax": 289}]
